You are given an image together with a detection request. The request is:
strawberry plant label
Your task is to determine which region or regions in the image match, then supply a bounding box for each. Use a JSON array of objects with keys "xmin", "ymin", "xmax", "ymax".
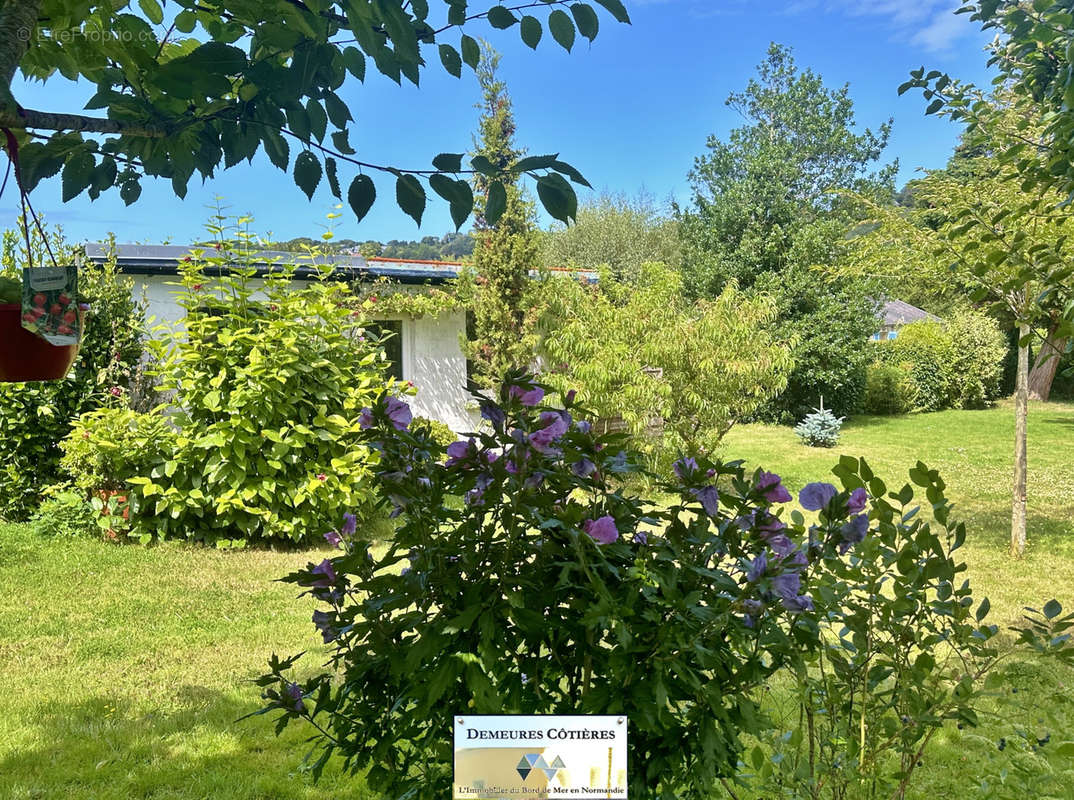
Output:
[{"xmin": 21, "ymin": 267, "xmax": 81, "ymax": 346}]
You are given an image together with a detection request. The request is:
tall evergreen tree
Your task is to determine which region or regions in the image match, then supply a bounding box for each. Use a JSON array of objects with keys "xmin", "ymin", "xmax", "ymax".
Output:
[{"xmin": 463, "ymin": 43, "xmax": 541, "ymax": 388}]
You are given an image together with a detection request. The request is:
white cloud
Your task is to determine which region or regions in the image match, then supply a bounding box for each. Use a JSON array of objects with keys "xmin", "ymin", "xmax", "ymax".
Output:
[{"xmin": 787, "ymin": 1, "xmax": 974, "ymax": 52}]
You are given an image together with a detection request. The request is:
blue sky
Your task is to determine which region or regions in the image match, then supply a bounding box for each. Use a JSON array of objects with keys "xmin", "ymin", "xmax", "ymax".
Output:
[{"xmin": 5, "ymin": 0, "xmax": 995, "ymax": 246}]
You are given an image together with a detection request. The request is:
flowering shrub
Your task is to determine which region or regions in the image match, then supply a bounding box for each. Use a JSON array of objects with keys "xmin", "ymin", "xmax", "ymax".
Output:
[{"xmin": 256, "ymin": 373, "xmax": 1069, "ymax": 797}]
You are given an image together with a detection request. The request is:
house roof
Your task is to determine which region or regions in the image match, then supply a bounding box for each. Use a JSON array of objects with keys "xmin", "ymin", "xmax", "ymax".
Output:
[
  {"xmin": 83, "ymin": 243, "xmax": 460, "ymax": 284},
  {"xmin": 84, "ymin": 244, "xmax": 597, "ymax": 284},
  {"xmin": 881, "ymin": 299, "xmax": 940, "ymax": 327}
]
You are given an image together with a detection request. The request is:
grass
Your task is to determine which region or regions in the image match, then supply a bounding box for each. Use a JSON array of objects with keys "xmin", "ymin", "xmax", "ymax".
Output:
[
  {"xmin": 0, "ymin": 527, "xmax": 376, "ymax": 800},
  {"xmin": 1, "ymin": 400, "xmax": 1072, "ymax": 799}
]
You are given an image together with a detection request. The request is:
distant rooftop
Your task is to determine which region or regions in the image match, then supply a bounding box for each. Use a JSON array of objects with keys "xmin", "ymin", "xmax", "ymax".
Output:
[{"xmin": 881, "ymin": 299, "xmax": 940, "ymax": 327}]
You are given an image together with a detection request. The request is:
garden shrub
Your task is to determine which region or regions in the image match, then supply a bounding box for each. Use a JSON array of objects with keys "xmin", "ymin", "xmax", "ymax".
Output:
[
  {"xmin": 61, "ymin": 406, "xmax": 177, "ymax": 492},
  {"xmin": 255, "ymin": 372, "xmax": 1071, "ymax": 799},
  {"xmin": 863, "ymin": 362, "xmax": 915, "ymax": 414},
  {"xmin": 793, "ymin": 401, "xmax": 844, "ymax": 446},
  {"xmin": 127, "ymin": 236, "xmax": 390, "ymax": 544},
  {"xmin": 871, "ymin": 314, "xmax": 1006, "ymax": 413},
  {"xmin": 0, "ymin": 229, "xmax": 145, "ymax": 521},
  {"xmin": 28, "ymin": 489, "xmax": 99, "ymax": 538},
  {"xmin": 410, "ymin": 415, "xmax": 458, "ymax": 448}
]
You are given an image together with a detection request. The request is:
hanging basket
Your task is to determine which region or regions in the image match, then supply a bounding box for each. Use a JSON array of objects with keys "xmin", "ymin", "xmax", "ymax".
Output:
[{"xmin": 0, "ymin": 304, "xmax": 80, "ymax": 382}]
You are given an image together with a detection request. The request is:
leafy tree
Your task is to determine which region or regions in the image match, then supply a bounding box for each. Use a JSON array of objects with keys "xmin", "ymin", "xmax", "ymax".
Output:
[
  {"xmin": 542, "ymin": 190, "xmax": 681, "ymax": 281},
  {"xmin": 844, "ymin": 159, "xmax": 1074, "ymax": 558},
  {"xmin": 460, "ymin": 42, "xmax": 541, "ymax": 387},
  {"xmin": 0, "ymin": 1, "xmax": 628, "ymax": 226},
  {"xmin": 538, "ymin": 262, "xmax": 794, "ymax": 458},
  {"xmin": 677, "ymin": 43, "xmax": 893, "ymax": 420}
]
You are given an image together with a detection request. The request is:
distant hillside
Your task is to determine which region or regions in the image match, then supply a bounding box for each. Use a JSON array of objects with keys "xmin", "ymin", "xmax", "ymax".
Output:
[{"xmin": 268, "ymin": 232, "xmax": 475, "ymax": 261}]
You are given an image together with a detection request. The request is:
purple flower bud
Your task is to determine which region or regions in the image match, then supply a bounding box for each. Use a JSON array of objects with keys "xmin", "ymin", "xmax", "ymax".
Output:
[
  {"xmin": 565, "ymin": 389, "xmax": 577, "ymax": 404},
  {"xmin": 480, "ymin": 401, "xmax": 506, "ymax": 429},
  {"xmin": 358, "ymin": 407, "xmax": 374, "ymax": 429},
  {"xmin": 746, "ymin": 552, "xmax": 767, "ymax": 583},
  {"xmin": 799, "ymin": 482, "xmax": 838, "ymax": 512},
  {"xmin": 312, "ymin": 609, "xmax": 338, "ymax": 643},
  {"xmin": 635, "ymin": 530, "xmax": 648, "ymax": 546},
  {"xmin": 673, "ymin": 457, "xmax": 699, "ymax": 482},
  {"xmin": 583, "ymin": 515, "xmax": 619, "ymax": 544},
  {"xmin": 574, "ymin": 420, "xmax": 592, "ymax": 434},
  {"xmin": 838, "ymin": 513, "xmax": 869, "ymax": 554},
  {"xmin": 286, "ymin": 682, "xmax": 305, "ymax": 712},
  {"xmin": 324, "ymin": 529, "xmax": 342, "ymax": 549}
]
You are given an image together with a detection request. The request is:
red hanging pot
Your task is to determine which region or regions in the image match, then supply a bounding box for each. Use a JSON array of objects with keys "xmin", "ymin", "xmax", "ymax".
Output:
[{"xmin": 0, "ymin": 304, "xmax": 80, "ymax": 381}]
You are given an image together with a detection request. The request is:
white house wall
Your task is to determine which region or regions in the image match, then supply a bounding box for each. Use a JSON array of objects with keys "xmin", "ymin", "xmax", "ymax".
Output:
[{"xmin": 131, "ymin": 274, "xmax": 474, "ymax": 433}]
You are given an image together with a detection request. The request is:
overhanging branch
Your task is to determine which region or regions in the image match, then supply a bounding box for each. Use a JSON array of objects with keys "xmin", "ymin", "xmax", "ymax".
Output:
[{"xmin": 0, "ymin": 108, "xmax": 169, "ymax": 138}]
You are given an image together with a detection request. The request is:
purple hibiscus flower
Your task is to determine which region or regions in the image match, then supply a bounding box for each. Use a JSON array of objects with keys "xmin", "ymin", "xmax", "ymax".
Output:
[
  {"xmin": 756, "ymin": 513, "xmax": 786, "ymax": 538},
  {"xmin": 691, "ymin": 485, "xmax": 720, "ymax": 517},
  {"xmin": 782, "ymin": 594, "xmax": 815, "ymax": 612},
  {"xmin": 746, "ymin": 551, "xmax": 768, "ymax": 584},
  {"xmin": 847, "ymin": 487, "xmax": 868, "ymax": 515},
  {"xmin": 312, "ymin": 609, "xmax": 338, "ymax": 643},
  {"xmin": 799, "ymin": 482, "xmax": 838, "ymax": 512},
  {"xmin": 572, "ymin": 458, "xmax": 597, "ymax": 478},
  {"xmin": 767, "ymin": 532, "xmax": 797, "ymax": 558},
  {"xmin": 385, "ymin": 396, "xmax": 412, "ymax": 431},
  {"xmin": 772, "ymin": 571, "xmax": 801, "ymax": 603},
  {"xmin": 673, "ymin": 457, "xmax": 699, "ymax": 482},
  {"xmin": 531, "ymin": 412, "xmax": 569, "ymax": 454},
  {"xmin": 583, "ymin": 515, "xmax": 619, "ymax": 544},
  {"xmin": 445, "ymin": 438, "xmax": 474, "ymax": 467},
  {"xmin": 735, "ymin": 510, "xmax": 757, "ymax": 531},
  {"xmin": 574, "ymin": 420, "xmax": 592, "ymax": 434},
  {"xmin": 838, "ymin": 513, "xmax": 869, "ymax": 554},
  {"xmin": 324, "ymin": 529, "xmax": 342, "ymax": 549},
  {"xmin": 509, "ymin": 384, "xmax": 545, "ymax": 406},
  {"xmin": 311, "ymin": 559, "xmax": 337, "ymax": 588},
  {"xmin": 757, "ymin": 471, "xmax": 792, "ymax": 503},
  {"xmin": 341, "ymin": 513, "xmax": 357, "ymax": 536},
  {"xmin": 358, "ymin": 407, "xmax": 375, "ymax": 430}
]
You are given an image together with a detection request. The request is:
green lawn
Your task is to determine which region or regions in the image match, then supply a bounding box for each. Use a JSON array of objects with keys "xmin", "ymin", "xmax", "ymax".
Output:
[
  {"xmin": 0, "ymin": 528, "xmax": 375, "ymax": 800},
  {"xmin": 1, "ymin": 401, "xmax": 1072, "ymax": 799}
]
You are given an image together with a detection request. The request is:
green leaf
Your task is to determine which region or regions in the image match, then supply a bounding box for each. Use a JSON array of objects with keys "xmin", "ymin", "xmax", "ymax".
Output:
[
  {"xmin": 514, "ymin": 154, "xmax": 559, "ymax": 172},
  {"xmin": 61, "ymin": 150, "xmax": 95, "ymax": 202},
  {"xmin": 439, "ymin": 44, "xmax": 462, "ymax": 78},
  {"xmin": 324, "ymin": 93, "xmax": 352, "ymax": 128},
  {"xmin": 430, "ymin": 174, "xmax": 473, "ymax": 230},
  {"xmin": 1044, "ymin": 599, "xmax": 1063, "ymax": 619},
  {"xmin": 520, "ymin": 16, "xmax": 543, "ymax": 49},
  {"xmin": 343, "ymin": 47, "xmax": 367, "ymax": 81},
  {"xmin": 120, "ymin": 178, "xmax": 141, "ymax": 206},
  {"xmin": 537, "ymin": 173, "xmax": 577, "ymax": 223},
  {"xmin": 487, "ymin": 6, "xmax": 518, "ymax": 28},
  {"xmin": 262, "ymin": 129, "xmax": 290, "ymax": 170},
  {"xmin": 485, "ymin": 181, "xmax": 507, "ymax": 225},
  {"xmin": 396, "ymin": 174, "xmax": 426, "ymax": 225},
  {"xmin": 571, "ymin": 3, "xmax": 600, "ymax": 41},
  {"xmin": 461, "ymin": 35, "xmax": 480, "ymax": 70},
  {"xmin": 548, "ymin": 10, "xmax": 575, "ymax": 51},
  {"xmin": 325, "ymin": 157, "xmax": 341, "ymax": 199},
  {"xmin": 470, "ymin": 155, "xmax": 498, "ymax": 175},
  {"xmin": 432, "ymin": 152, "xmax": 463, "ymax": 172},
  {"xmin": 306, "ymin": 99, "xmax": 328, "ymax": 142},
  {"xmin": 174, "ymin": 9, "xmax": 196, "ymax": 32},
  {"xmin": 1056, "ymin": 741, "xmax": 1074, "ymax": 757},
  {"xmin": 139, "ymin": 0, "xmax": 164, "ymax": 25},
  {"xmin": 348, "ymin": 174, "xmax": 376, "ymax": 222},
  {"xmin": 294, "ymin": 151, "xmax": 321, "ymax": 200},
  {"xmin": 926, "ymin": 98, "xmax": 944, "ymax": 115},
  {"xmin": 976, "ymin": 597, "xmax": 990, "ymax": 622},
  {"xmin": 331, "ymin": 130, "xmax": 355, "ymax": 155},
  {"xmin": 593, "ymin": 0, "xmax": 631, "ymax": 23}
]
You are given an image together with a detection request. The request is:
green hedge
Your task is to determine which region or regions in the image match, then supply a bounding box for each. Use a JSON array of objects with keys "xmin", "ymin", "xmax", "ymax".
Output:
[{"xmin": 869, "ymin": 311, "xmax": 1006, "ymax": 414}]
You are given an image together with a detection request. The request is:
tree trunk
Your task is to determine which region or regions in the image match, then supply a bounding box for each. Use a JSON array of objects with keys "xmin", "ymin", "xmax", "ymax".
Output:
[
  {"xmin": 1027, "ymin": 323, "xmax": 1067, "ymax": 402},
  {"xmin": 0, "ymin": 0, "xmax": 42, "ymax": 95},
  {"xmin": 1011, "ymin": 323, "xmax": 1029, "ymax": 559}
]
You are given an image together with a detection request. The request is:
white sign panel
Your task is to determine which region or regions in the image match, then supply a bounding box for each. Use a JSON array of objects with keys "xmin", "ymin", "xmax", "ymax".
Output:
[{"xmin": 454, "ymin": 715, "xmax": 628, "ymax": 799}]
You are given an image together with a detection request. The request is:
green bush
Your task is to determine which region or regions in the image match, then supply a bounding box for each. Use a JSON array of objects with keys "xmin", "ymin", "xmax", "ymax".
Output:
[
  {"xmin": 863, "ymin": 362, "xmax": 915, "ymax": 415},
  {"xmin": 28, "ymin": 489, "xmax": 99, "ymax": 538},
  {"xmin": 0, "ymin": 229, "xmax": 145, "ymax": 521},
  {"xmin": 872, "ymin": 312, "xmax": 1006, "ymax": 413},
  {"xmin": 411, "ymin": 416, "xmax": 457, "ymax": 448},
  {"xmin": 61, "ymin": 407, "xmax": 176, "ymax": 493},
  {"xmin": 127, "ymin": 233, "xmax": 391, "ymax": 544}
]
